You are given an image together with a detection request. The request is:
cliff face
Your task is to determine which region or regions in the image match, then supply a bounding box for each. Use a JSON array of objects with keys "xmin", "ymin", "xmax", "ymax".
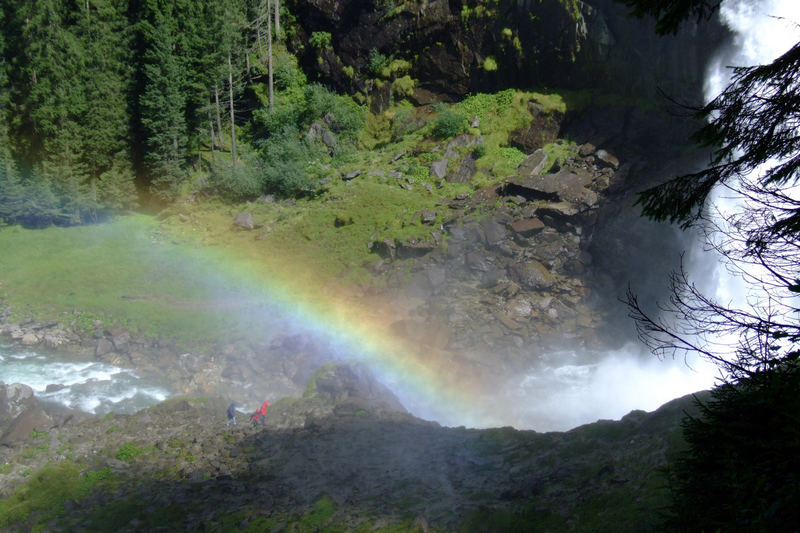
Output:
[{"xmin": 288, "ymin": 0, "xmax": 728, "ymax": 104}]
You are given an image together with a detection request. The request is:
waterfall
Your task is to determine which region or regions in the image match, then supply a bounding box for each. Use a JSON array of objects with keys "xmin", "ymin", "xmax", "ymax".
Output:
[
  {"xmin": 689, "ymin": 0, "xmax": 799, "ymax": 336},
  {"xmin": 500, "ymin": 1, "xmax": 799, "ymax": 431}
]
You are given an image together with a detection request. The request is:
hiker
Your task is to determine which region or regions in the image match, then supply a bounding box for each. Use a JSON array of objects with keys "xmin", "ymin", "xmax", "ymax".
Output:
[
  {"xmin": 226, "ymin": 402, "xmax": 237, "ymax": 427},
  {"xmin": 250, "ymin": 411, "xmax": 260, "ymax": 427},
  {"xmin": 258, "ymin": 400, "xmax": 269, "ymax": 425}
]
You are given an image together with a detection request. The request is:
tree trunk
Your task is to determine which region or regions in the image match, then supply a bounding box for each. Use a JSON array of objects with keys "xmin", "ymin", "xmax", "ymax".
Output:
[
  {"xmin": 228, "ymin": 54, "xmax": 237, "ymax": 166},
  {"xmin": 214, "ymin": 84, "xmax": 223, "ymax": 145},
  {"xmin": 209, "ymin": 118, "xmax": 216, "ymax": 164},
  {"xmin": 274, "ymin": 0, "xmax": 280, "ymax": 39},
  {"xmin": 267, "ymin": 0, "xmax": 274, "ymax": 111}
]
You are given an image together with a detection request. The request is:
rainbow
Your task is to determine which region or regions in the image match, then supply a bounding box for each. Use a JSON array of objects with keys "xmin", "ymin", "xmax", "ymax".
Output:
[
  {"xmin": 129, "ymin": 216, "xmax": 500, "ymax": 428},
  {"xmin": 205, "ymin": 247, "xmax": 498, "ymax": 428}
]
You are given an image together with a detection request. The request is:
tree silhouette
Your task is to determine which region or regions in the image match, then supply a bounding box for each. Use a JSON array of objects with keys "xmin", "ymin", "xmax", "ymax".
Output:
[{"xmin": 618, "ymin": 1, "xmax": 800, "ymax": 530}]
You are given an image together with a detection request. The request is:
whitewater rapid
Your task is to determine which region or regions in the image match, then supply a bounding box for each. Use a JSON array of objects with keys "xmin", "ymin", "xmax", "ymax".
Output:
[{"xmin": 0, "ymin": 343, "xmax": 168, "ymax": 415}]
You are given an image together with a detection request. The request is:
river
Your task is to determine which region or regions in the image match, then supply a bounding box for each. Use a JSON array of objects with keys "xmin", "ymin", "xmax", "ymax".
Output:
[{"xmin": 1, "ymin": 342, "xmax": 168, "ymax": 415}]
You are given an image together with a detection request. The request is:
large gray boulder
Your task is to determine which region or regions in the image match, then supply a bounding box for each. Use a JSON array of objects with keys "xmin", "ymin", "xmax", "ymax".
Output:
[{"xmin": 0, "ymin": 382, "xmax": 53, "ymax": 445}]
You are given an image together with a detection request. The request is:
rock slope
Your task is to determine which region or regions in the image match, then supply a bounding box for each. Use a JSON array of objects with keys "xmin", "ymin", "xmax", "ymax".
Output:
[{"xmin": 0, "ymin": 367, "xmax": 703, "ymax": 532}]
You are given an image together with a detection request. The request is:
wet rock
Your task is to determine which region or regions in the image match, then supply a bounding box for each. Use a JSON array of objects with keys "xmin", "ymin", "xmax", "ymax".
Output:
[
  {"xmin": 480, "ymin": 217, "xmax": 508, "ymax": 247},
  {"xmin": 595, "ymin": 149, "xmax": 619, "ymax": 169},
  {"xmin": 112, "ymin": 331, "xmax": 131, "ymax": 353},
  {"xmin": 0, "ymin": 383, "xmax": 52, "ymax": 445},
  {"xmin": 21, "ymin": 333, "xmax": 39, "ymax": 345},
  {"xmin": 96, "ymin": 338, "xmax": 114, "ymax": 358}
]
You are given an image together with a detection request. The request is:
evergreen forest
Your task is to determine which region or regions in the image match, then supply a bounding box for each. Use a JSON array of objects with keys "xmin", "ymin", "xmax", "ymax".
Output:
[{"xmin": 0, "ymin": 0, "xmax": 358, "ymax": 226}]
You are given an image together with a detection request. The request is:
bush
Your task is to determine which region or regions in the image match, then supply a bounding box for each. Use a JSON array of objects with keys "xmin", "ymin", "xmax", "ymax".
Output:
[
  {"xmin": 260, "ymin": 126, "xmax": 322, "ymax": 197},
  {"xmin": 431, "ymin": 103, "xmax": 468, "ymax": 139},
  {"xmin": 367, "ymin": 48, "xmax": 391, "ymax": 77},
  {"xmin": 392, "ymin": 104, "xmax": 424, "ymax": 138},
  {"xmin": 309, "ymin": 31, "xmax": 332, "ymax": 50},
  {"xmin": 115, "ymin": 442, "xmax": 146, "ymax": 461},
  {"xmin": 211, "ymin": 152, "xmax": 263, "ymax": 201},
  {"xmin": 301, "ymin": 83, "xmax": 365, "ymax": 142}
]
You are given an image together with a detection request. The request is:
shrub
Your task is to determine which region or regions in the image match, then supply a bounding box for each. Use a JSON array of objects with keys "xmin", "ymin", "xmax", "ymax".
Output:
[
  {"xmin": 115, "ymin": 442, "xmax": 146, "ymax": 461},
  {"xmin": 301, "ymin": 83, "xmax": 365, "ymax": 143},
  {"xmin": 260, "ymin": 126, "xmax": 322, "ymax": 197},
  {"xmin": 211, "ymin": 157, "xmax": 263, "ymax": 201},
  {"xmin": 309, "ymin": 31, "xmax": 332, "ymax": 50},
  {"xmin": 367, "ymin": 48, "xmax": 391, "ymax": 77},
  {"xmin": 431, "ymin": 103, "xmax": 468, "ymax": 139},
  {"xmin": 392, "ymin": 104, "xmax": 424, "ymax": 138}
]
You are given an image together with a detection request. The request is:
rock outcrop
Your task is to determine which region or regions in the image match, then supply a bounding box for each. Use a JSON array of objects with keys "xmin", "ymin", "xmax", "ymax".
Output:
[
  {"xmin": 0, "ymin": 382, "xmax": 53, "ymax": 445},
  {"xmin": 289, "ymin": 0, "xmax": 727, "ymax": 104}
]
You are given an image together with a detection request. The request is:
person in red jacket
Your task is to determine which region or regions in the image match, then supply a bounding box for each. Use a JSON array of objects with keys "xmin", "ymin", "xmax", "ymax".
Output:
[{"xmin": 258, "ymin": 400, "xmax": 269, "ymax": 425}]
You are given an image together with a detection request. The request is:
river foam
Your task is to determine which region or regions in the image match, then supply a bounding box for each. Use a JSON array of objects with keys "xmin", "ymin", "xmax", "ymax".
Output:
[{"xmin": 1, "ymin": 343, "xmax": 169, "ymax": 415}]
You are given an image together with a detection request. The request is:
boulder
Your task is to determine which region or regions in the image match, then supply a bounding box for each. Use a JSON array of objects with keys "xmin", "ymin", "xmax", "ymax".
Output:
[
  {"xmin": 479, "ymin": 217, "xmax": 508, "ymax": 247},
  {"xmin": 430, "ymin": 160, "xmax": 448, "ymax": 180},
  {"xmin": 112, "ymin": 331, "xmax": 131, "ymax": 353},
  {"xmin": 1, "ymin": 382, "xmax": 36, "ymax": 422},
  {"xmin": 0, "ymin": 404, "xmax": 52, "ymax": 445},
  {"xmin": 510, "ymin": 217, "xmax": 545, "ymax": 237},
  {"xmin": 516, "ymin": 149, "xmax": 549, "ymax": 178},
  {"xmin": 508, "ymin": 102, "xmax": 563, "ymax": 153},
  {"xmin": 447, "ymin": 154, "xmax": 477, "ymax": 183},
  {"xmin": 595, "ymin": 149, "xmax": 619, "ymax": 169},
  {"xmin": 21, "ymin": 333, "xmax": 39, "ymax": 345},
  {"xmin": 506, "ymin": 168, "xmax": 597, "ymax": 208},
  {"xmin": 234, "ymin": 213, "xmax": 254, "ymax": 230},
  {"xmin": 0, "ymin": 383, "xmax": 53, "ymax": 445},
  {"xmin": 95, "ymin": 337, "xmax": 114, "ymax": 358},
  {"xmin": 511, "ymin": 260, "xmax": 556, "ymax": 290},
  {"xmin": 309, "ymin": 363, "xmax": 406, "ymax": 414},
  {"xmin": 306, "ymin": 122, "xmax": 325, "ymax": 142}
]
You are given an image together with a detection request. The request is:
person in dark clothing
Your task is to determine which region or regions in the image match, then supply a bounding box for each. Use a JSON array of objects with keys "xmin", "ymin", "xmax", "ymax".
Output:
[{"xmin": 226, "ymin": 402, "xmax": 237, "ymax": 427}]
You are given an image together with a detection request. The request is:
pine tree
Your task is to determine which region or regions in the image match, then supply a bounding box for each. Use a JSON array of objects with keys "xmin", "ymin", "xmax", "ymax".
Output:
[{"xmin": 137, "ymin": 4, "xmax": 188, "ymax": 198}]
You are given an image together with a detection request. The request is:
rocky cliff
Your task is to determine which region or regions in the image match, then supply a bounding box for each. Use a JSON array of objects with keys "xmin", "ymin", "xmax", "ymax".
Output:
[{"xmin": 288, "ymin": 0, "xmax": 728, "ymax": 105}]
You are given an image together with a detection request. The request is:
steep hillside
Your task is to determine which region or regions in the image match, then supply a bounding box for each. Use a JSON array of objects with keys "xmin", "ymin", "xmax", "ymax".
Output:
[{"xmin": 0, "ymin": 369, "xmax": 704, "ymax": 532}]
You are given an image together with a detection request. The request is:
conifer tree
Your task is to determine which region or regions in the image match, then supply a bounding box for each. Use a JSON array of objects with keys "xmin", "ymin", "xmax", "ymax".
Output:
[{"xmin": 138, "ymin": 5, "xmax": 188, "ymax": 198}]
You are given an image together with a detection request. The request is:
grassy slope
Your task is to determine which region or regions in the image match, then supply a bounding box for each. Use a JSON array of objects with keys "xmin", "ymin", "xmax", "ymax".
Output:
[{"xmin": 0, "ymin": 89, "xmax": 589, "ymax": 348}]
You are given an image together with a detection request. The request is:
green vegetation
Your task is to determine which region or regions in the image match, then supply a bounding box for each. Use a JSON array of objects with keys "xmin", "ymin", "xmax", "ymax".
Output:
[
  {"xmin": 115, "ymin": 442, "xmax": 149, "ymax": 462},
  {"xmin": 308, "ymin": 31, "xmax": 332, "ymax": 50},
  {"xmin": 0, "ymin": 463, "xmax": 113, "ymax": 530},
  {"xmin": 0, "ymin": 78, "xmax": 587, "ymax": 346}
]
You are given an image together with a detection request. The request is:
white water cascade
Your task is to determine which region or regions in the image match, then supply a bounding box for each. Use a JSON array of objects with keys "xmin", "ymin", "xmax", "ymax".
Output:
[{"xmin": 495, "ymin": 0, "xmax": 800, "ymax": 431}]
